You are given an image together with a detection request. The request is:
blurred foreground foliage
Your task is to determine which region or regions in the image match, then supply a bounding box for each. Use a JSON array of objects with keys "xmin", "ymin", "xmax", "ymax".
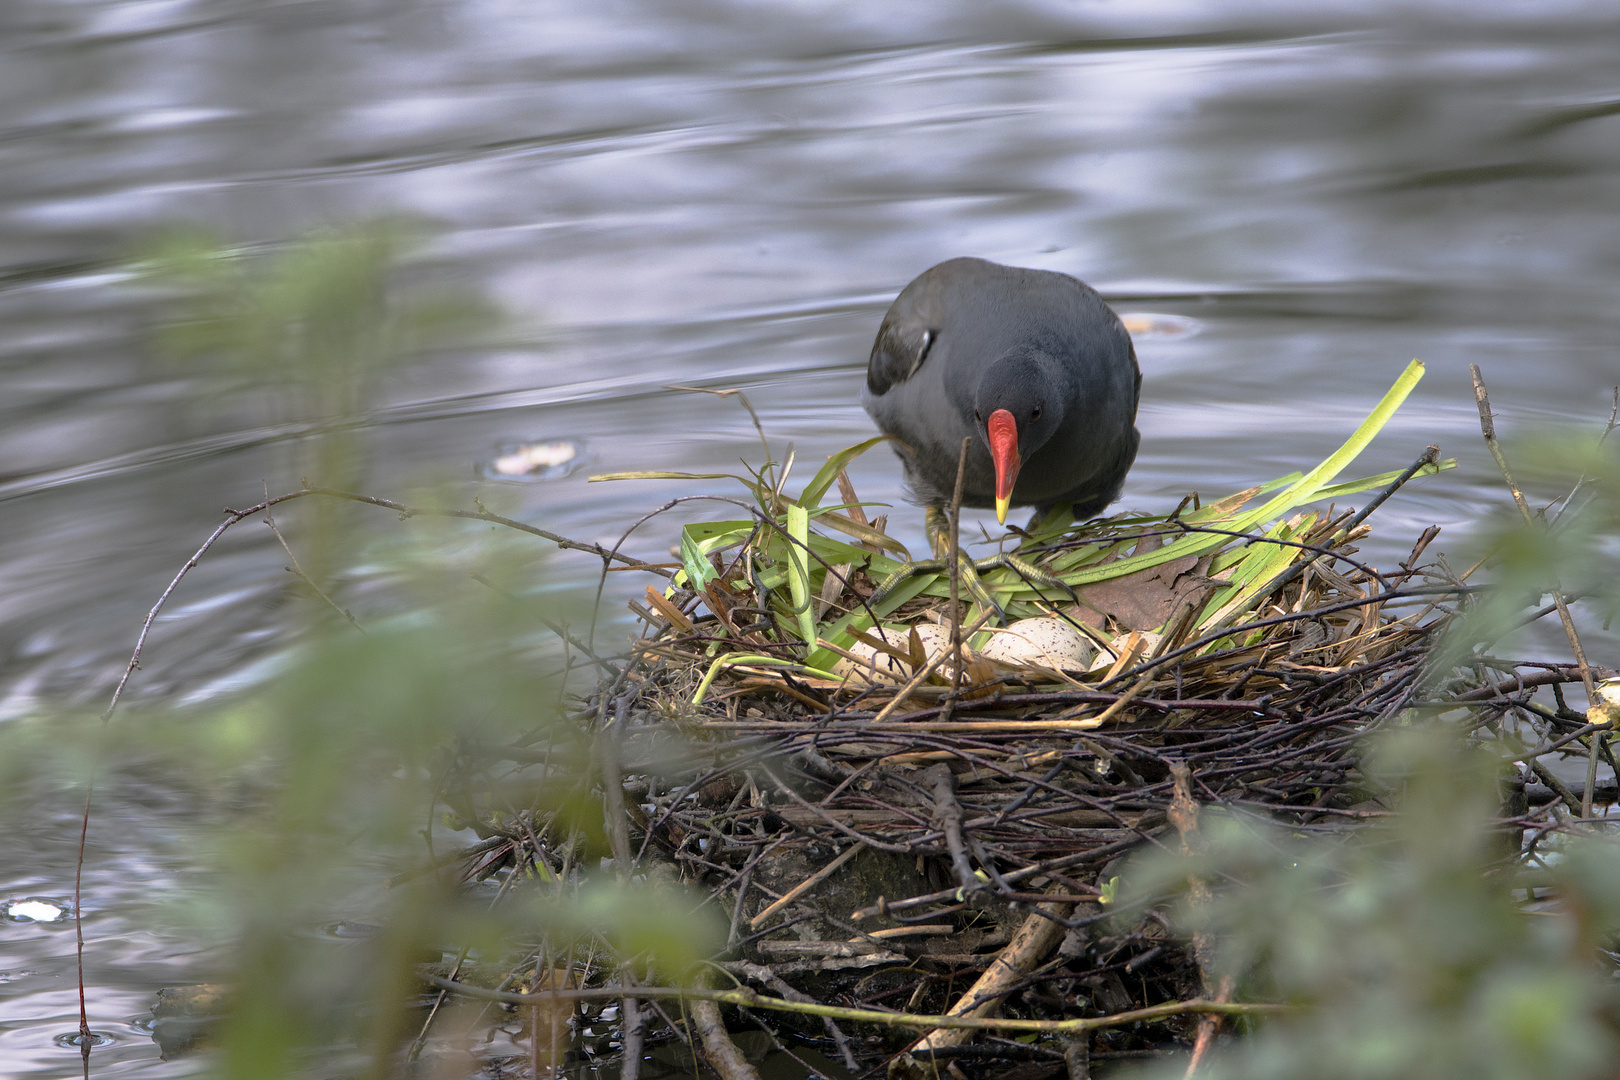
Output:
[
  {"xmin": 1117, "ymin": 413, "xmax": 1620, "ymax": 1080},
  {"xmin": 1445, "ymin": 425, "xmax": 1620, "ymax": 665},
  {"xmin": 1, "ymin": 223, "xmax": 722, "ymax": 1079},
  {"xmin": 187, "ymin": 561, "xmax": 720, "ymax": 1080},
  {"xmin": 1122, "ymin": 726, "xmax": 1620, "ymax": 1080},
  {"xmin": 0, "ymin": 526, "xmax": 723, "ymax": 1079},
  {"xmin": 139, "ymin": 219, "xmax": 489, "ymax": 439},
  {"xmin": 138, "ymin": 220, "xmax": 495, "ymax": 577}
]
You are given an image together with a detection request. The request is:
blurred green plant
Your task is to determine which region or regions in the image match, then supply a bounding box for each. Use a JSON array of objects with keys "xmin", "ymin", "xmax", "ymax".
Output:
[
  {"xmin": 1462, "ymin": 425, "xmax": 1620, "ymax": 656},
  {"xmin": 1428, "ymin": 398, "xmax": 1619, "ymax": 816},
  {"xmin": 1120, "ymin": 724, "xmax": 1620, "ymax": 1080},
  {"xmin": 1110, "ymin": 394, "xmax": 1620, "ymax": 1080},
  {"xmin": 0, "ymin": 521, "xmax": 721, "ymax": 1079},
  {"xmin": 0, "ymin": 225, "xmax": 725, "ymax": 1078},
  {"xmin": 138, "ymin": 220, "xmax": 494, "ymax": 578},
  {"xmin": 141, "ymin": 220, "xmax": 490, "ymax": 424}
]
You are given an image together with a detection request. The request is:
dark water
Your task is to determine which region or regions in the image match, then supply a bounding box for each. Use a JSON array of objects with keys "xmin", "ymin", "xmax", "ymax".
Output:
[{"xmin": 3, "ymin": 1, "xmax": 1618, "ymax": 1074}]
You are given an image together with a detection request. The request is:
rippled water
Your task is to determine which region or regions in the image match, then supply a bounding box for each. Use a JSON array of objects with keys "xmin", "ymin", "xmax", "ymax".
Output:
[{"xmin": 3, "ymin": 1, "xmax": 1619, "ymax": 1074}]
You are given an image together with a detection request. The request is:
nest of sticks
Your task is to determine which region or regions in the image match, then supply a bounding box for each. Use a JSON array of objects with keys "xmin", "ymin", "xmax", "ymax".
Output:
[
  {"xmin": 410, "ymin": 367, "xmax": 1616, "ymax": 1079},
  {"xmin": 576, "ymin": 454, "xmax": 1456, "ymax": 1078}
]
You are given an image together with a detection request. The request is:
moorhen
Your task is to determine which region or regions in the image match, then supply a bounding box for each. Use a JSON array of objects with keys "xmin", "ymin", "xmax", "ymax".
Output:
[{"xmin": 861, "ymin": 257, "xmax": 1141, "ymax": 611}]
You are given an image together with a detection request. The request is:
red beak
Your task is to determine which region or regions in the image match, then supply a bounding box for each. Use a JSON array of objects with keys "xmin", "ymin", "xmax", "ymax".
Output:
[{"xmin": 986, "ymin": 408, "xmax": 1021, "ymax": 524}]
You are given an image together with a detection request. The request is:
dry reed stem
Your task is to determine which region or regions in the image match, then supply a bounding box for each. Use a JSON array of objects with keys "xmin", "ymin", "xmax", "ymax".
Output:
[
  {"xmin": 748, "ymin": 844, "xmax": 863, "ymax": 928},
  {"xmin": 895, "ymin": 888, "xmax": 1075, "ymax": 1076},
  {"xmin": 690, "ymin": 994, "xmax": 761, "ymax": 1080}
]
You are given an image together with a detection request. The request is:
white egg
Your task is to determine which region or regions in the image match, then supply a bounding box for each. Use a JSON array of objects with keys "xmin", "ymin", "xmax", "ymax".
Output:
[
  {"xmin": 1593, "ymin": 679, "xmax": 1620, "ymax": 726},
  {"xmin": 832, "ymin": 622, "xmax": 967, "ymax": 685},
  {"xmin": 1088, "ymin": 630, "xmax": 1163, "ymax": 673},
  {"xmin": 979, "ymin": 617, "xmax": 1095, "ymax": 672}
]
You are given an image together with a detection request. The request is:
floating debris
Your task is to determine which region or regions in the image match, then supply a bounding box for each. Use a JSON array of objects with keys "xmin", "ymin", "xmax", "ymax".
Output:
[
  {"xmin": 149, "ymin": 984, "xmax": 228, "ymax": 1057},
  {"xmin": 481, "ymin": 437, "xmax": 586, "ymax": 481},
  {"xmin": 2, "ymin": 897, "xmax": 71, "ymax": 923}
]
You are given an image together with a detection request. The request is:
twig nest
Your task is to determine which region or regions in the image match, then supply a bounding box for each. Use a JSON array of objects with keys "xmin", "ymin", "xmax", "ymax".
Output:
[
  {"xmin": 832, "ymin": 622, "xmax": 965, "ymax": 685},
  {"xmin": 979, "ymin": 617, "xmax": 1096, "ymax": 672}
]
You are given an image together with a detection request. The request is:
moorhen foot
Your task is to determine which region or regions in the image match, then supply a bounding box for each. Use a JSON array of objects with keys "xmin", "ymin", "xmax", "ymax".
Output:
[{"xmin": 861, "ymin": 257, "xmax": 1141, "ymax": 616}]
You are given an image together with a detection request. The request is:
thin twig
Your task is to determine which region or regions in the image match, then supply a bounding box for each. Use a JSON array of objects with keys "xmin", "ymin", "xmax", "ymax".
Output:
[
  {"xmin": 262, "ymin": 487, "xmax": 365, "ymax": 632},
  {"xmin": 1471, "ymin": 365, "xmax": 1600, "ymax": 815},
  {"xmin": 748, "ymin": 843, "xmax": 863, "ymax": 927},
  {"xmin": 942, "ymin": 437, "xmax": 971, "ymax": 724},
  {"xmin": 423, "ymin": 976, "xmax": 1282, "ymax": 1034}
]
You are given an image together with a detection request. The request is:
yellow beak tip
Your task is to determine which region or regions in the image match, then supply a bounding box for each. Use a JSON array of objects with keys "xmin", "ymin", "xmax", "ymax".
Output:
[{"xmin": 995, "ymin": 497, "xmax": 1010, "ymax": 525}]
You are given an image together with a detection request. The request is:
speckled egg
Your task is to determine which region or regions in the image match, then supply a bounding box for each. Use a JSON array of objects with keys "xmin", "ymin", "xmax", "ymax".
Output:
[
  {"xmin": 979, "ymin": 617, "xmax": 1095, "ymax": 672},
  {"xmin": 1088, "ymin": 630, "xmax": 1163, "ymax": 673},
  {"xmin": 832, "ymin": 622, "xmax": 965, "ymax": 684}
]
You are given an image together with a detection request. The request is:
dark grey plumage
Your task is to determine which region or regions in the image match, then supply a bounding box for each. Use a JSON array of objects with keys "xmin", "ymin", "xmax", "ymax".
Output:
[{"xmin": 862, "ymin": 257, "xmax": 1141, "ymax": 519}]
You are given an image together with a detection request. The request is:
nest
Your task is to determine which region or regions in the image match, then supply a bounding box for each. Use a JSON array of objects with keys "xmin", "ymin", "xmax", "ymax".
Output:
[
  {"xmin": 575, "ymin": 502, "xmax": 1450, "ymax": 1077},
  {"xmin": 539, "ymin": 366, "xmax": 1476, "ymax": 1076}
]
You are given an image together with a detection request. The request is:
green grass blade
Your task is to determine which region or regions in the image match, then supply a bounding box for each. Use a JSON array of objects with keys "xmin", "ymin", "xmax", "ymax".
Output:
[
  {"xmin": 679, "ymin": 527, "xmax": 718, "ymax": 590},
  {"xmin": 797, "ymin": 436, "xmax": 890, "ymax": 510},
  {"xmin": 1043, "ymin": 359, "xmax": 1426, "ymax": 589},
  {"xmin": 692, "ymin": 654, "xmax": 841, "ymax": 705},
  {"xmin": 1222, "ymin": 359, "xmax": 1426, "ymax": 528},
  {"xmin": 785, "ymin": 503, "xmax": 817, "ymax": 647},
  {"xmin": 1195, "ymin": 514, "xmax": 1314, "ymax": 630},
  {"xmin": 806, "ymin": 573, "xmax": 938, "ymax": 670},
  {"xmin": 1314, "ymin": 458, "xmax": 1454, "ymax": 501}
]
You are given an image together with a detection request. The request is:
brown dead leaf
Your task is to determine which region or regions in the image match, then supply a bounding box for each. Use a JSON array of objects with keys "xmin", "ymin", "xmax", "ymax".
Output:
[
  {"xmin": 960, "ymin": 657, "xmax": 1001, "ymax": 698},
  {"xmin": 1198, "ymin": 485, "xmax": 1263, "ymax": 519},
  {"xmin": 907, "ymin": 625, "xmax": 927, "ymax": 670},
  {"xmin": 1069, "ymin": 553, "xmax": 1211, "ymax": 631}
]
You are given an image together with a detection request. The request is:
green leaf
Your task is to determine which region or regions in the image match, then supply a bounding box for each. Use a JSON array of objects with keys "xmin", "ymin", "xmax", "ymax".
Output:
[
  {"xmin": 1196, "ymin": 514, "xmax": 1313, "ymax": 630},
  {"xmin": 679, "ymin": 527, "xmax": 717, "ymax": 591},
  {"xmin": 1223, "ymin": 359, "xmax": 1427, "ymax": 525},
  {"xmin": 691, "ymin": 654, "xmax": 840, "ymax": 705},
  {"xmin": 1314, "ymin": 458, "xmax": 1455, "ymax": 501},
  {"xmin": 683, "ymin": 520, "xmax": 757, "ymax": 545},
  {"xmin": 1041, "ymin": 360, "xmax": 1427, "ymax": 590},
  {"xmin": 785, "ymin": 503, "xmax": 817, "ymax": 647},
  {"xmin": 797, "ymin": 436, "xmax": 890, "ymax": 509},
  {"xmin": 805, "ymin": 572, "xmax": 938, "ymax": 671}
]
